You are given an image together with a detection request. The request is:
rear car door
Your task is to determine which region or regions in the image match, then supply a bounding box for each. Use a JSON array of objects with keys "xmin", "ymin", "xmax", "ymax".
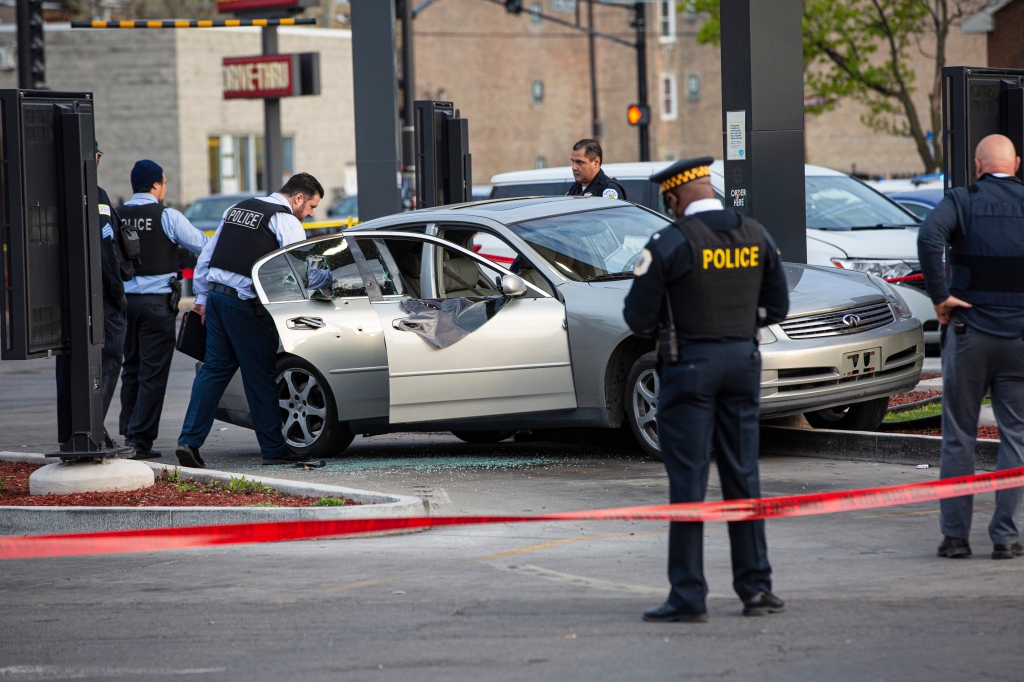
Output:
[
  {"xmin": 349, "ymin": 233, "xmax": 577, "ymax": 424},
  {"xmin": 253, "ymin": 234, "xmax": 390, "ymax": 421}
]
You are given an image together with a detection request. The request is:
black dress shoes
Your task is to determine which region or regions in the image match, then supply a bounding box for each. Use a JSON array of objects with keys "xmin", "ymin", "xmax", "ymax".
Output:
[
  {"xmin": 129, "ymin": 445, "xmax": 162, "ymax": 460},
  {"xmin": 642, "ymin": 602, "xmax": 708, "ymax": 623},
  {"xmin": 992, "ymin": 542, "xmax": 1024, "ymax": 560},
  {"xmin": 175, "ymin": 444, "xmax": 205, "ymax": 469},
  {"xmin": 742, "ymin": 592, "xmax": 786, "ymax": 617},
  {"xmin": 937, "ymin": 536, "xmax": 972, "ymax": 558}
]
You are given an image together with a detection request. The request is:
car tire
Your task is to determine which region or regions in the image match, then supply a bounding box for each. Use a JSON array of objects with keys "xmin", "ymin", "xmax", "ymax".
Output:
[
  {"xmin": 626, "ymin": 351, "xmax": 662, "ymax": 460},
  {"xmin": 451, "ymin": 430, "xmax": 517, "ymax": 444},
  {"xmin": 804, "ymin": 397, "xmax": 890, "ymax": 431},
  {"xmin": 277, "ymin": 357, "xmax": 355, "ymax": 458}
]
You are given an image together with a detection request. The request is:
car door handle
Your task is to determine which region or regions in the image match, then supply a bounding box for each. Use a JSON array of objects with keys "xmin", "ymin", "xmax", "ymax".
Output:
[{"xmin": 287, "ymin": 316, "xmax": 325, "ymax": 330}]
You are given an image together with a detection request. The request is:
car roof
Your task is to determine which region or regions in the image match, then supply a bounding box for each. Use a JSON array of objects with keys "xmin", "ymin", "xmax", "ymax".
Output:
[
  {"xmin": 348, "ymin": 196, "xmax": 643, "ymax": 230},
  {"xmin": 490, "ymin": 159, "xmax": 847, "ymax": 184},
  {"xmin": 886, "ymin": 188, "xmax": 945, "ymax": 205},
  {"xmin": 192, "ymin": 192, "xmax": 260, "ymax": 202}
]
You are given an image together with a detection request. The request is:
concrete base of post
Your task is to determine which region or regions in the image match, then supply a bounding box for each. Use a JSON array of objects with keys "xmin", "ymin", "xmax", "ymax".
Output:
[{"xmin": 29, "ymin": 458, "xmax": 155, "ymax": 496}]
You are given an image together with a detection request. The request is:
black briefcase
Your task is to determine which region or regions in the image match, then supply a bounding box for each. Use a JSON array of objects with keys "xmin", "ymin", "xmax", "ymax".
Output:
[{"xmin": 176, "ymin": 310, "xmax": 207, "ymax": 362}]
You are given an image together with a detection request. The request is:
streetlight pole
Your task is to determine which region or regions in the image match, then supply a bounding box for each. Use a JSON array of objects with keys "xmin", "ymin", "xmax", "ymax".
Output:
[{"xmin": 633, "ymin": 1, "xmax": 649, "ymax": 161}]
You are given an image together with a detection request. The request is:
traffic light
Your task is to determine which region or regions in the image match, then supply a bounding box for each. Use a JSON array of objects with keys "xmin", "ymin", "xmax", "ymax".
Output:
[
  {"xmin": 17, "ymin": 0, "xmax": 46, "ymax": 89},
  {"xmin": 627, "ymin": 104, "xmax": 649, "ymax": 126},
  {"xmin": 504, "ymin": 0, "xmax": 523, "ymax": 14}
]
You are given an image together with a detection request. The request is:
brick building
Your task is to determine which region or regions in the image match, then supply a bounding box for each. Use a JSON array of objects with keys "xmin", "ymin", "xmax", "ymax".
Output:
[
  {"xmin": 0, "ymin": 24, "xmax": 356, "ymax": 216},
  {"xmin": 962, "ymin": 0, "xmax": 1024, "ymax": 69}
]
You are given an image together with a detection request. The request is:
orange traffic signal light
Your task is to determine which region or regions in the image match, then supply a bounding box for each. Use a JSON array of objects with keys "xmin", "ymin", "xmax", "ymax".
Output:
[{"xmin": 627, "ymin": 104, "xmax": 649, "ymax": 126}]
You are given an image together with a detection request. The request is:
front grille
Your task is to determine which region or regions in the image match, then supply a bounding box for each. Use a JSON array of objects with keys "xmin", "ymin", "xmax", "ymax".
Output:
[{"xmin": 779, "ymin": 301, "xmax": 894, "ymax": 339}]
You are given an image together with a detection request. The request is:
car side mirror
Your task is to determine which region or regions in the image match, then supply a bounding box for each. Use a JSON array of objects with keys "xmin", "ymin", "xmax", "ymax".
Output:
[{"xmin": 500, "ymin": 274, "xmax": 528, "ymax": 298}]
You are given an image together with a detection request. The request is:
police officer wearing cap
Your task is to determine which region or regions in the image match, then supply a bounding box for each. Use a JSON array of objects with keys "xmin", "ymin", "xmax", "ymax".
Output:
[
  {"xmin": 566, "ymin": 139, "xmax": 627, "ymax": 200},
  {"xmin": 55, "ymin": 141, "xmax": 128, "ymax": 449},
  {"xmin": 118, "ymin": 160, "xmax": 208, "ymax": 458},
  {"xmin": 623, "ymin": 156, "xmax": 790, "ymax": 623},
  {"xmin": 918, "ymin": 134, "xmax": 1024, "ymax": 561},
  {"xmin": 176, "ymin": 173, "xmax": 332, "ymax": 468}
]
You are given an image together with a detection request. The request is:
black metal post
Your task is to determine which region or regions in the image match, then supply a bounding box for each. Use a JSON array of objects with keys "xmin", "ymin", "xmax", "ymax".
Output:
[
  {"xmin": 720, "ymin": 0, "xmax": 805, "ymax": 262},
  {"xmin": 588, "ymin": 0, "xmax": 600, "ymax": 140},
  {"xmin": 16, "ymin": 0, "xmax": 45, "ymax": 89},
  {"xmin": 633, "ymin": 2, "xmax": 649, "ymax": 161},
  {"xmin": 401, "ymin": 0, "xmax": 416, "ymax": 183},
  {"xmin": 263, "ymin": 26, "xmax": 284, "ymax": 193}
]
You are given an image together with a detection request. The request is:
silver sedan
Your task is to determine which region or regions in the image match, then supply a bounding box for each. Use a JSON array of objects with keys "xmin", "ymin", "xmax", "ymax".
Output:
[{"xmin": 210, "ymin": 197, "xmax": 924, "ymax": 458}]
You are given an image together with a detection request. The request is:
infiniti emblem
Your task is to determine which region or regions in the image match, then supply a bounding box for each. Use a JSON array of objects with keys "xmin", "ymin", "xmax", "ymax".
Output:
[{"xmin": 842, "ymin": 314, "xmax": 862, "ymax": 328}]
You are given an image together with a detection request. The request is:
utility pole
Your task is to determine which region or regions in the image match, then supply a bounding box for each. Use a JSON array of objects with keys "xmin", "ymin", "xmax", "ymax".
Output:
[
  {"xmin": 587, "ymin": 0, "xmax": 599, "ymax": 140},
  {"xmin": 16, "ymin": 0, "xmax": 46, "ymax": 90},
  {"xmin": 400, "ymin": 0, "xmax": 416, "ymax": 198},
  {"xmin": 632, "ymin": 1, "xmax": 648, "ymax": 161},
  {"xmin": 262, "ymin": 25, "xmax": 283, "ymax": 193}
]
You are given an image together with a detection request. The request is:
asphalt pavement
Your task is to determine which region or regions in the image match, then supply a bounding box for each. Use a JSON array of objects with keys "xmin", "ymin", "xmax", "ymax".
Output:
[{"xmin": 2, "ymin": 354, "xmax": 1021, "ymax": 681}]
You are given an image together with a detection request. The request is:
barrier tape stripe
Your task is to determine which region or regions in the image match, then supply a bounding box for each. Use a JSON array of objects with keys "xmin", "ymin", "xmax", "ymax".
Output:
[
  {"xmin": 2, "ymin": 467, "xmax": 1022, "ymax": 561},
  {"xmin": 71, "ymin": 18, "xmax": 317, "ymax": 28}
]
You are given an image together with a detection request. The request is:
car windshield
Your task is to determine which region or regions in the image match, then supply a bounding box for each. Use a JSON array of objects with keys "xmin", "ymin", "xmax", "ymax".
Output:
[
  {"xmin": 806, "ymin": 176, "xmax": 918, "ymax": 230},
  {"xmin": 508, "ymin": 206, "xmax": 670, "ymax": 281},
  {"xmin": 184, "ymin": 196, "xmax": 253, "ymax": 222}
]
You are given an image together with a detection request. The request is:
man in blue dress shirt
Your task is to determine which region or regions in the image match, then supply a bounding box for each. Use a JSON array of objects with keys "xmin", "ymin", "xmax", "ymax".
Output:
[
  {"xmin": 176, "ymin": 172, "xmax": 330, "ymax": 468},
  {"xmin": 118, "ymin": 160, "xmax": 208, "ymax": 458}
]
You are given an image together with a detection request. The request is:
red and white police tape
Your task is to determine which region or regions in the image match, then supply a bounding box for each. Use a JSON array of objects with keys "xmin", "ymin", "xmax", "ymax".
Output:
[{"xmin": 2, "ymin": 466, "xmax": 1023, "ymax": 561}]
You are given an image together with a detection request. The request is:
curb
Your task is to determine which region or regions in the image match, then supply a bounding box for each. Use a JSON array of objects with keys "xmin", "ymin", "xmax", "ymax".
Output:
[
  {"xmin": 0, "ymin": 452, "xmax": 428, "ymax": 537},
  {"xmin": 760, "ymin": 426, "xmax": 1000, "ymax": 470}
]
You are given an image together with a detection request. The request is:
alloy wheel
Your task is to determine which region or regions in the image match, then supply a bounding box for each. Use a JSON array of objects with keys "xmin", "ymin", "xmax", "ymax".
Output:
[
  {"xmin": 632, "ymin": 368, "xmax": 660, "ymax": 452},
  {"xmin": 277, "ymin": 368, "xmax": 328, "ymax": 448}
]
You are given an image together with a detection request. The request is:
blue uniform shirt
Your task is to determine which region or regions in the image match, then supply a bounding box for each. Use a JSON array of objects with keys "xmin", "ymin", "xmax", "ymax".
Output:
[{"xmin": 122, "ymin": 193, "xmax": 209, "ymax": 295}]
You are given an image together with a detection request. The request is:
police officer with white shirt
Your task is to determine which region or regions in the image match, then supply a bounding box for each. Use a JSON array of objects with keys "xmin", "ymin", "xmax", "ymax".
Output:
[
  {"xmin": 118, "ymin": 160, "xmax": 209, "ymax": 458},
  {"xmin": 624, "ymin": 157, "xmax": 790, "ymax": 623},
  {"xmin": 566, "ymin": 139, "xmax": 627, "ymax": 200},
  {"xmin": 176, "ymin": 173, "xmax": 331, "ymax": 468}
]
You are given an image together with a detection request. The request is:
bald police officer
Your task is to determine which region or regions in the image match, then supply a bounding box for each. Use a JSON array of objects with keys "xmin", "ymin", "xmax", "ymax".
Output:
[
  {"xmin": 623, "ymin": 157, "xmax": 790, "ymax": 623},
  {"xmin": 566, "ymin": 139, "xmax": 627, "ymax": 200}
]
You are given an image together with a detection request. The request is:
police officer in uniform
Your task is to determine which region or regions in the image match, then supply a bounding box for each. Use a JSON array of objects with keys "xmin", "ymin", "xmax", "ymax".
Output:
[
  {"xmin": 624, "ymin": 157, "xmax": 790, "ymax": 622},
  {"xmin": 566, "ymin": 139, "xmax": 627, "ymax": 200},
  {"xmin": 119, "ymin": 160, "xmax": 208, "ymax": 458},
  {"xmin": 176, "ymin": 173, "xmax": 331, "ymax": 468},
  {"xmin": 55, "ymin": 141, "xmax": 128, "ymax": 448},
  {"xmin": 918, "ymin": 134, "xmax": 1024, "ymax": 560}
]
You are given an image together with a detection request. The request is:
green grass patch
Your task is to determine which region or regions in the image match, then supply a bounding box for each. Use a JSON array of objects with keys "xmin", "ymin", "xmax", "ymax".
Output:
[
  {"xmin": 245, "ymin": 502, "xmax": 281, "ymax": 508},
  {"xmin": 312, "ymin": 496, "xmax": 347, "ymax": 507},
  {"xmin": 227, "ymin": 476, "xmax": 275, "ymax": 495},
  {"xmin": 162, "ymin": 468, "xmax": 200, "ymax": 493},
  {"xmin": 884, "ymin": 402, "xmax": 942, "ymax": 422}
]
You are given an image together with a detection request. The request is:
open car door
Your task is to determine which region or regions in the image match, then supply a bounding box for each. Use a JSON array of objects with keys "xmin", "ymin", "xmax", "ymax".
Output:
[{"xmin": 349, "ymin": 232, "xmax": 577, "ymax": 424}]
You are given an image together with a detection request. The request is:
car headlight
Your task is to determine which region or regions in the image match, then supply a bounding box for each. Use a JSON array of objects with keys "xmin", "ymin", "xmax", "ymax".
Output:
[
  {"xmin": 867, "ymin": 274, "xmax": 915, "ymax": 319},
  {"xmin": 757, "ymin": 327, "xmax": 777, "ymax": 345},
  {"xmin": 831, "ymin": 258, "xmax": 915, "ymax": 280}
]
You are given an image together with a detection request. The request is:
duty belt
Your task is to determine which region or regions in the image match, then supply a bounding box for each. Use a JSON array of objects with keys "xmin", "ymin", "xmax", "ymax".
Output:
[{"xmin": 210, "ymin": 283, "xmax": 239, "ymax": 298}]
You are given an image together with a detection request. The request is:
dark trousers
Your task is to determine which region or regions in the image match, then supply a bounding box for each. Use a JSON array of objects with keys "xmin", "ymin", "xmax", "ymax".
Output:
[
  {"xmin": 656, "ymin": 340, "xmax": 772, "ymax": 614},
  {"xmin": 178, "ymin": 290, "xmax": 286, "ymax": 459},
  {"xmin": 56, "ymin": 300, "xmax": 127, "ymax": 444},
  {"xmin": 119, "ymin": 294, "xmax": 177, "ymax": 451},
  {"xmin": 940, "ymin": 324, "xmax": 1024, "ymax": 544}
]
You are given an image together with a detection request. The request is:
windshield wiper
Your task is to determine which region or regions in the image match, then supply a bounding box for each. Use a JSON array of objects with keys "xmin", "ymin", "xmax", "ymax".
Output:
[
  {"xmin": 587, "ymin": 272, "xmax": 634, "ymax": 282},
  {"xmin": 849, "ymin": 224, "xmax": 909, "ymax": 230}
]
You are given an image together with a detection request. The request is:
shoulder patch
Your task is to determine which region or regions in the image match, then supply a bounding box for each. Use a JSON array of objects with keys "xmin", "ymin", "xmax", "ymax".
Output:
[
  {"xmin": 633, "ymin": 248, "xmax": 653, "ymax": 277},
  {"xmin": 98, "ymin": 204, "xmax": 112, "ymax": 216},
  {"xmin": 602, "ymin": 188, "xmax": 619, "ymax": 200}
]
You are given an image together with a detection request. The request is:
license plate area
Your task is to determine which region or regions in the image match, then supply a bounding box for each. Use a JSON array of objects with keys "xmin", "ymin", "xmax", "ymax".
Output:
[{"xmin": 842, "ymin": 347, "xmax": 880, "ymax": 377}]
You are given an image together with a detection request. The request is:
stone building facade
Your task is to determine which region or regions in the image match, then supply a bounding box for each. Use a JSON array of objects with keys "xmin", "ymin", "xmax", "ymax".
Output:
[{"xmin": 0, "ymin": 24, "xmax": 355, "ymax": 216}]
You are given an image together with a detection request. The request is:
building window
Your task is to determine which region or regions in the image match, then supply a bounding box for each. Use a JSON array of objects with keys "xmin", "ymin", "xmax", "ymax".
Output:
[
  {"xmin": 530, "ymin": 2, "xmax": 541, "ymax": 25},
  {"xmin": 535, "ymin": 156, "xmax": 547, "ymax": 169},
  {"xmin": 208, "ymin": 134, "xmax": 295, "ymax": 195},
  {"xmin": 532, "ymin": 80, "xmax": 544, "ymax": 104},
  {"xmin": 687, "ymin": 74, "xmax": 701, "ymax": 102},
  {"xmin": 658, "ymin": 1, "xmax": 676, "ymax": 43},
  {"xmin": 660, "ymin": 74, "xmax": 678, "ymax": 121}
]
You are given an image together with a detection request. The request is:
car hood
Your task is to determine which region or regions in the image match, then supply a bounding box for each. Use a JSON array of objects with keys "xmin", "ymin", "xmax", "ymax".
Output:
[
  {"xmin": 583, "ymin": 263, "xmax": 886, "ymax": 318},
  {"xmin": 808, "ymin": 227, "xmax": 919, "ymax": 260}
]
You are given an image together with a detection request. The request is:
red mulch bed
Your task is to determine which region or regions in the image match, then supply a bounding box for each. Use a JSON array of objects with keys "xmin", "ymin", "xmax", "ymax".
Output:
[
  {"xmin": 0, "ymin": 461, "xmax": 355, "ymax": 507},
  {"xmin": 920, "ymin": 373, "xmax": 941, "ymax": 381},
  {"xmin": 888, "ymin": 390, "xmax": 942, "ymax": 407},
  {"xmin": 886, "ymin": 425, "xmax": 1001, "ymax": 440}
]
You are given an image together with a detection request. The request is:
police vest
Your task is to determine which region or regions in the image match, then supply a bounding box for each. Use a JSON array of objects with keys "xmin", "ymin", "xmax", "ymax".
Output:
[
  {"xmin": 949, "ymin": 190, "xmax": 1024, "ymax": 307},
  {"xmin": 669, "ymin": 214, "xmax": 768, "ymax": 338},
  {"xmin": 208, "ymin": 198, "xmax": 293, "ymax": 278},
  {"xmin": 119, "ymin": 203, "xmax": 175, "ymax": 277}
]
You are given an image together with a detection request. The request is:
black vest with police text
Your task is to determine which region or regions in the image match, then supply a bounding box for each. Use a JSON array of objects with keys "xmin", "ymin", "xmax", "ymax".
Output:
[
  {"xmin": 208, "ymin": 198, "xmax": 293, "ymax": 278},
  {"xmin": 948, "ymin": 189, "xmax": 1024, "ymax": 307},
  {"xmin": 119, "ymin": 203, "xmax": 175, "ymax": 277},
  {"xmin": 669, "ymin": 214, "xmax": 768, "ymax": 338}
]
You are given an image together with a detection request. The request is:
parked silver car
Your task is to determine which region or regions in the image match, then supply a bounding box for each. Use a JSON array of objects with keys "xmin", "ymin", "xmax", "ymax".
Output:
[{"xmin": 210, "ymin": 197, "xmax": 924, "ymax": 458}]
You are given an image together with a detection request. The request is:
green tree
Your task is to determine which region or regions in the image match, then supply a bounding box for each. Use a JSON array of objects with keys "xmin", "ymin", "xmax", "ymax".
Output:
[{"xmin": 687, "ymin": 0, "xmax": 984, "ymax": 173}]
